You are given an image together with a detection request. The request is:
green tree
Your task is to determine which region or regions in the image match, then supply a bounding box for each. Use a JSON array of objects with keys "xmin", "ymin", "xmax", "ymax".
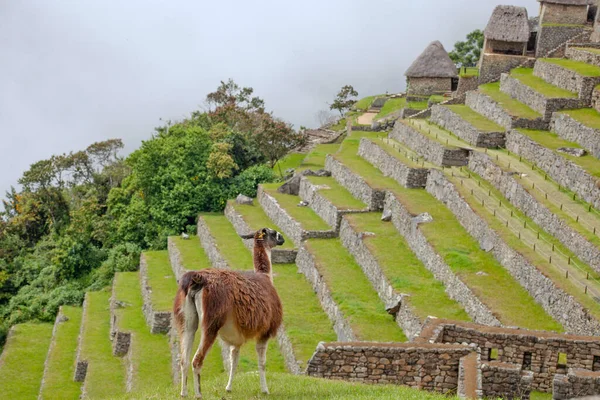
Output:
[
  {"xmin": 449, "ymin": 29, "xmax": 484, "ymax": 67},
  {"xmin": 330, "ymin": 85, "xmax": 359, "ymax": 115}
]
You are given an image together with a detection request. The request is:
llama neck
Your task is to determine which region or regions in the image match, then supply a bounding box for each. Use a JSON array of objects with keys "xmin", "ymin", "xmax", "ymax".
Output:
[{"xmin": 253, "ymin": 241, "xmax": 273, "ymax": 281}]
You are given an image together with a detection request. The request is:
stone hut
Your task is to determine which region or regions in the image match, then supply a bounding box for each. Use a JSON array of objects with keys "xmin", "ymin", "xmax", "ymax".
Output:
[
  {"xmin": 536, "ymin": 0, "xmax": 593, "ymax": 56},
  {"xmin": 538, "ymin": 0, "xmax": 592, "ymax": 26},
  {"xmin": 405, "ymin": 40, "xmax": 457, "ymax": 96}
]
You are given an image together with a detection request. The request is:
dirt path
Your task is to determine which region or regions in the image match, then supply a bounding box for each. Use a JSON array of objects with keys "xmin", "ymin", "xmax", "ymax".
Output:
[{"xmin": 357, "ymin": 112, "xmax": 377, "ymax": 126}]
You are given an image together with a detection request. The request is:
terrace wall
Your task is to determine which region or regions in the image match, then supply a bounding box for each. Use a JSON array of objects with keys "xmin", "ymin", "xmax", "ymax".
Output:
[
  {"xmin": 407, "ymin": 77, "xmax": 452, "ymax": 96},
  {"xmin": 551, "ymin": 112, "xmax": 600, "ymax": 158},
  {"xmin": 479, "ymin": 53, "xmax": 529, "ymax": 85},
  {"xmin": 139, "ymin": 254, "xmax": 171, "ymax": 334},
  {"xmin": 540, "ymin": 3, "xmax": 588, "ymax": 25},
  {"xmin": 553, "ymin": 369, "xmax": 600, "ymax": 399},
  {"xmin": 429, "ymin": 105, "xmax": 506, "ymax": 148},
  {"xmin": 536, "ymin": 25, "xmax": 588, "ymax": 58},
  {"xmin": 481, "ymin": 362, "xmax": 533, "ymax": 400},
  {"xmin": 534, "ymin": 59, "xmax": 600, "ymax": 100},
  {"xmin": 455, "ymin": 76, "xmax": 479, "ymax": 97}
]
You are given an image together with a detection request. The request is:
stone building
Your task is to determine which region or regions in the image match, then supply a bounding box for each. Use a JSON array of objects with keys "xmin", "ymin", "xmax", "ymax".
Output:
[
  {"xmin": 538, "ymin": 0, "xmax": 592, "ymax": 25},
  {"xmin": 479, "ymin": 5, "xmax": 532, "ymax": 83},
  {"xmin": 536, "ymin": 0, "xmax": 594, "ymax": 56},
  {"xmin": 405, "ymin": 41, "xmax": 458, "ymax": 96}
]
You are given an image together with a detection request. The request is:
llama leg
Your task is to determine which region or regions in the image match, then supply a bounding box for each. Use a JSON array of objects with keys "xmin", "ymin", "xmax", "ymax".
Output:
[
  {"xmin": 191, "ymin": 329, "xmax": 218, "ymax": 399},
  {"xmin": 180, "ymin": 328, "xmax": 196, "ymax": 397},
  {"xmin": 225, "ymin": 345, "xmax": 241, "ymax": 392},
  {"xmin": 256, "ymin": 339, "xmax": 269, "ymax": 394}
]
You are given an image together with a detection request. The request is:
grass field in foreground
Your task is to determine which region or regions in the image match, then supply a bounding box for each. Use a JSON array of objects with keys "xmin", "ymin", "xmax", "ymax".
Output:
[
  {"xmin": 80, "ymin": 290, "xmax": 126, "ymax": 398},
  {"xmin": 228, "ymin": 200, "xmax": 295, "ymax": 249},
  {"xmin": 143, "ymin": 250, "xmax": 178, "ymax": 312},
  {"xmin": 510, "ymin": 68, "xmax": 578, "ymax": 98},
  {"xmin": 261, "ymin": 184, "xmax": 331, "ymax": 231},
  {"xmin": 444, "ymin": 104, "xmax": 504, "ymax": 132},
  {"xmin": 345, "ymin": 213, "xmax": 470, "ymax": 322},
  {"xmin": 0, "ymin": 323, "xmax": 53, "ymax": 400},
  {"xmin": 38, "ymin": 306, "xmax": 83, "ymax": 400},
  {"xmin": 305, "ymin": 238, "xmax": 407, "ymax": 342},
  {"xmin": 479, "ymin": 82, "xmax": 542, "ymax": 119}
]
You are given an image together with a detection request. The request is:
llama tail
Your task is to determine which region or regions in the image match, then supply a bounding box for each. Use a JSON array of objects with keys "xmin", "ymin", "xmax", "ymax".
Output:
[
  {"xmin": 179, "ymin": 270, "xmax": 206, "ymax": 297},
  {"xmin": 174, "ymin": 271, "xmax": 207, "ymax": 332}
]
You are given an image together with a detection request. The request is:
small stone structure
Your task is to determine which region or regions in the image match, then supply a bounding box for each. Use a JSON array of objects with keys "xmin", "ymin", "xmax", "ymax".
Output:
[
  {"xmin": 405, "ymin": 41, "xmax": 458, "ymax": 96},
  {"xmin": 536, "ymin": 0, "xmax": 593, "ymax": 57},
  {"xmin": 553, "ymin": 369, "xmax": 600, "ymax": 399}
]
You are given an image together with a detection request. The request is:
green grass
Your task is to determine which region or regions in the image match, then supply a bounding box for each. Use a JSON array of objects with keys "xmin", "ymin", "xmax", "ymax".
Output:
[
  {"xmin": 479, "ymin": 82, "xmax": 542, "ymax": 119},
  {"xmin": 517, "ymin": 129, "xmax": 600, "ymax": 177},
  {"xmin": 531, "ymin": 391, "xmax": 553, "ymax": 400},
  {"xmin": 228, "ymin": 200, "xmax": 295, "ymax": 249},
  {"xmin": 113, "ymin": 272, "xmax": 178, "ymax": 391},
  {"xmin": 143, "ymin": 250, "xmax": 178, "ymax": 311},
  {"xmin": 444, "ymin": 104, "xmax": 504, "ymax": 132},
  {"xmin": 80, "ymin": 290, "xmax": 126, "ymax": 398},
  {"xmin": 401, "ymin": 119, "xmax": 461, "ymax": 150},
  {"xmin": 459, "ymin": 67, "xmax": 479, "ymax": 77},
  {"xmin": 429, "ymin": 95, "xmax": 446, "ymax": 104},
  {"xmin": 261, "ymin": 185, "xmax": 332, "ymax": 231},
  {"xmin": 330, "ymin": 118, "xmax": 346, "ymax": 132},
  {"xmin": 39, "ymin": 306, "xmax": 83, "ymax": 399},
  {"xmin": 375, "ymin": 98, "xmax": 406, "ymax": 119},
  {"xmin": 305, "ymin": 176, "xmax": 368, "ymax": 210},
  {"xmin": 273, "ymin": 153, "xmax": 306, "ymax": 177},
  {"xmin": 0, "ymin": 323, "xmax": 53, "ymax": 399},
  {"xmin": 541, "ymin": 58, "xmax": 600, "ymax": 77},
  {"xmin": 110, "ymin": 372, "xmax": 457, "ymax": 400},
  {"xmin": 510, "ymin": 68, "xmax": 578, "ymax": 98},
  {"xmin": 562, "ymin": 108, "xmax": 600, "ymax": 131},
  {"xmin": 335, "ymin": 131, "xmax": 561, "ymax": 330},
  {"xmin": 297, "ymin": 144, "xmax": 341, "ymax": 172},
  {"xmin": 273, "ymin": 264, "xmax": 337, "ymax": 369},
  {"xmin": 574, "ymin": 47, "xmax": 600, "ymax": 55},
  {"xmin": 354, "ymin": 95, "xmax": 381, "ymax": 110},
  {"xmin": 368, "ymin": 137, "xmax": 424, "ymax": 169},
  {"xmin": 345, "ymin": 213, "xmax": 470, "ymax": 322},
  {"xmin": 305, "ymin": 239, "xmax": 407, "ymax": 342},
  {"xmin": 171, "ymin": 235, "xmax": 212, "ymax": 270}
]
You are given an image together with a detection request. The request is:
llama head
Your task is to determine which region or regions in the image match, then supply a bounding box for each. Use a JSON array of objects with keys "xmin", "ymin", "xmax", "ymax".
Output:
[{"xmin": 240, "ymin": 228, "xmax": 284, "ymax": 249}]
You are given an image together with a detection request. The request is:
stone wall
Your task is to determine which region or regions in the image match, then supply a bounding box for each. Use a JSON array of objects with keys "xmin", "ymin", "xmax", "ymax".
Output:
[
  {"xmin": 398, "ymin": 107, "xmax": 423, "ymax": 119},
  {"xmin": 469, "ymin": 151, "xmax": 600, "ymax": 272},
  {"xmin": 407, "ymin": 77, "xmax": 452, "ymax": 96},
  {"xmin": 429, "ymin": 105, "xmax": 506, "ymax": 148},
  {"xmin": 479, "ymin": 53, "xmax": 530, "ymax": 85},
  {"xmin": 455, "ymin": 76, "xmax": 479, "ymax": 97},
  {"xmin": 484, "ymin": 39, "xmax": 526, "ymax": 55},
  {"xmin": 389, "ymin": 121, "xmax": 469, "ymax": 167},
  {"xmin": 338, "ymin": 218, "xmax": 423, "ymax": 339},
  {"xmin": 357, "ymin": 138, "xmax": 430, "ymax": 188},
  {"xmin": 506, "ymin": 129, "xmax": 600, "ymax": 209},
  {"xmin": 74, "ymin": 293, "xmax": 89, "ymax": 383},
  {"xmin": 540, "ymin": 3, "xmax": 588, "ymax": 25},
  {"xmin": 383, "ymin": 192, "xmax": 501, "ymax": 326},
  {"xmin": 257, "ymin": 186, "xmax": 336, "ymax": 247},
  {"xmin": 167, "ymin": 236, "xmax": 187, "ymax": 281},
  {"xmin": 480, "ymin": 362, "xmax": 533, "ymax": 400},
  {"xmin": 139, "ymin": 254, "xmax": 171, "ymax": 334},
  {"xmin": 109, "ymin": 280, "xmax": 131, "ymax": 357},
  {"xmin": 223, "ymin": 203, "xmax": 297, "ymax": 263},
  {"xmin": 536, "ymin": 25, "xmax": 588, "ymax": 57},
  {"xmin": 553, "ymin": 369, "xmax": 600, "ymax": 399},
  {"xmin": 197, "ymin": 216, "xmax": 230, "ymax": 270},
  {"xmin": 306, "ymin": 341, "xmax": 473, "ymax": 393},
  {"xmin": 296, "ymin": 246, "xmax": 356, "ymax": 341},
  {"xmin": 499, "ymin": 73, "xmax": 587, "ymax": 120},
  {"xmin": 425, "ymin": 169, "xmax": 600, "ymax": 337},
  {"xmin": 325, "ymin": 155, "xmax": 385, "ymax": 211},
  {"xmin": 551, "ymin": 112, "xmax": 600, "ymax": 159},
  {"xmin": 534, "ymin": 59, "xmax": 600, "ymax": 100},
  {"xmin": 465, "ymin": 91, "xmax": 548, "ymax": 130},
  {"xmin": 594, "ymin": 86, "xmax": 600, "ymax": 113},
  {"xmin": 566, "ymin": 46, "xmax": 600, "ymax": 68}
]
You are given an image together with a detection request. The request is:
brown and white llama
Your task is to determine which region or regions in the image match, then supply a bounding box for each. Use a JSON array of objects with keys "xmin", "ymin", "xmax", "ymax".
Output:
[{"xmin": 173, "ymin": 227, "xmax": 285, "ymax": 398}]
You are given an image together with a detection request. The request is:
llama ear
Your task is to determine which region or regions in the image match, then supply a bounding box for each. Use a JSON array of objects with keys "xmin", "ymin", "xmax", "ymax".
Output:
[{"xmin": 239, "ymin": 233, "xmax": 255, "ymax": 240}]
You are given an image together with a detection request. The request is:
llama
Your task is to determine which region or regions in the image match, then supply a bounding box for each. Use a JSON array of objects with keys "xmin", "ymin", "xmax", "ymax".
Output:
[{"xmin": 173, "ymin": 227, "xmax": 285, "ymax": 398}]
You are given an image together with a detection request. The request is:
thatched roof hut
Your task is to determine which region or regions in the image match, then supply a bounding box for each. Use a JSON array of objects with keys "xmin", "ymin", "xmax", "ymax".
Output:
[
  {"xmin": 537, "ymin": 0, "xmax": 592, "ymax": 4},
  {"xmin": 405, "ymin": 41, "xmax": 457, "ymax": 78},
  {"xmin": 485, "ymin": 6, "xmax": 530, "ymax": 43}
]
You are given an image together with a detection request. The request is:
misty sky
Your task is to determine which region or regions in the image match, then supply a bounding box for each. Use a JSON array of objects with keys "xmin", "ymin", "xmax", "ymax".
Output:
[{"xmin": 0, "ymin": 0, "xmax": 539, "ymax": 197}]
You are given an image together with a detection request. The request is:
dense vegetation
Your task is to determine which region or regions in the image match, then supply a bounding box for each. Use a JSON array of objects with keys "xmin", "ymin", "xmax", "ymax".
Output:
[{"xmin": 0, "ymin": 80, "xmax": 305, "ymax": 345}]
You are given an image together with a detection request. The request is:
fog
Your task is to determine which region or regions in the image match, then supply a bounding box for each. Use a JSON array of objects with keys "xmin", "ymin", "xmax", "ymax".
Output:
[{"xmin": 0, "ymin": 0, "xmax": 538, "ymax": 197}]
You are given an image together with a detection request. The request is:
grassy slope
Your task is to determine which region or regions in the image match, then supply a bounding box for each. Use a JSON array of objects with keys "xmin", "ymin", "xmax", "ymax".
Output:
[
  {"xmin": 479, "ymin": 82, "xmax": 542, "ymax": 119},
  {"xmin": 143, "ymin": 250, "xmax": 178, "ymax": 311},
  {"xmin": 305, "ymin": 176, "xmax": 367, "ymax": 210},
  {"xmin": 510, "ymin": 68, "xmax": 578, "ymax": 98},
  {"xmin": 305, "ymin": 239, "xmax": 407, "ymax": 342},
  {"xmin": 297, "ymin": 144, "xmax": 341, "ymax": 172},
  {"xmin": 273, "ymin": 153, "xmax": 306, "ymax": 177},
  {"xmin": 541, "ymin": 58, "xmax": 600, "ymax": 77},
  {"xmin": 39, "ymin": 306, "xmax": 83, "ymax": 399},
  {"xmin": 369, "ymin": 137, "xmax": 425, "ymax": 169},
  {"xmin": 261, "ymin": 184, "xmax": 332, "ymax": 231},
  {"xmin": 345, "ymin": 213, "xmax": 470, "ymax": 322},
  {"xmin": 562, "ymin": 108, "xmax": 600, "ymax": 131},
  {"xmin": 80, "ymin": 290, "xmax": 126, "ymax": 398},
  {"xmin": 517, "ymin": 129, "xmax": 600, "ymax": 177},
  {"xmin": 403, "ymin": 119, "xmax": 461, "ymax": 149},
  {"xmin": 335, "ymin": 131, "xmax": 560, "ymax": 330},
  {"xmin": 445, "ymin": 104, "xmax": 504, "ymax": 132},
  {"xmin": 354, "ymin": 95, "xmax": 379, "ymax": 110},
  {"xmin": 110, "ymin": 372, "xmax": 457, "ymax": 400},
  {"xmin": 375, "ymin": 98, "xmax": 406, "ymax": 119},
  {"xmin": 229, "ymin": 200, "xmax": 295, "ymax": 249},
  {"xmin": 0, "ymin": 323, "xmax": 53, "ymax": 400}
]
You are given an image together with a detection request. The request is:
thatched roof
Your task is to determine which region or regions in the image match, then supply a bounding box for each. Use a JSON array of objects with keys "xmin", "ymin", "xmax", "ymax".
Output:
[
  {"xmin": 485, "ymin": 6, "xmax": 530, "ymax": 43},
  {"xmin": 405, "ymin": 41, "xmax": 457, "ymax": 78},
  {"xmin": 538, "ymin": 0, "xmax": 592, "ymax": 5}
]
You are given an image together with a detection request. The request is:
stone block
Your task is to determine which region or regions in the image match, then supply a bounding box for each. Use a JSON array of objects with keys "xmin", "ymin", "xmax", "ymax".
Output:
[{"xmin": 430, "ymin": 105, "xmax": 505, "ymax": 148}]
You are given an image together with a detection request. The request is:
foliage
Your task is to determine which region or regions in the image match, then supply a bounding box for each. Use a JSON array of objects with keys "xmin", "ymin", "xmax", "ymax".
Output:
[
  {"xmin": 449, "ymin": 29, "xmax": 484, "ymax": 67},
  {"xmin": 330, "ymin": 85, "xmax": 359, "ymax": 116}
]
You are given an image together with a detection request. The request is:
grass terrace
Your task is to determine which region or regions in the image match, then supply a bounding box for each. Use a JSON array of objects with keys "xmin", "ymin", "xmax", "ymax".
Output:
[
  {"xmin": 261, "ymin": 184, "xmax": 332, "ymax": 231},
  {"xmin": 274, "ymin": 153, "xmax": 305, "ymax": 176},
  {"xmin": 0, "ymin": 323, "xmax": 53, "ymax": 399},
  {"xmin": 429, "ymin": 95, "xmax": 446, "ymax": 104},
  {"xmin": 367, "ymin": 137, "xmax": 428, "ymax": 169},
  {"xmin": 336, "ymin": 131, "xmax": 561, "ymax": 330},
  {"xmin": 305, "ymin": 238, "xmax": 407, "ymax": 342},
  {"xmin": 444, "ymin": 104, "xmax": 504, "ymax": 132},
  {"xmin": 297, "ymin": 143, "xmax": 340, "ymax": 172},
  {"xmin": 561, "ymin": 108, "xmax": 600, "ymax": 131},
  {"xmin": 305, "ymin": 175, "xmax": 368, "ymax": 210},
  {"xmin": 517, "ymin": 129, "xmax": 600, "ymax": 177},
  {"xmin": 38, "ymin": 307, "xmax": 83, "ymax": 399},
  {"xmin": 113, "ymin": 272, "xmax": 176, "ymax": 391},
  {"xmin": 510, "ymin": 68, "xmax": 578, "ymax": 98},
  {"xmin": 459, "ymin": 67, "xmax": 479, "ymax": 77},
  {"xmin": 80, "ymin": 290, "xmax": 126, "ymax": 398},
  {"xmin": 375, "ymin": 98, "xmax": 406, "ymax": 119},
  {"xmin": 354, "ymin": 95, "xmax": 381, "ymax": 111},
  {"xmin": 143, "ymin": 250, "xmax": 178, "ymax": 312},
  {"xmin": 228, "ymin": 200, "xmax": 295, "ymax": 249},
  {"xmin": 400, "ymin": 119, "xmax": 462, "ymax": 149},
  {"xmin": 344, "ymin": 213, "xmax": 470, "ymax": 322},
  {"xmin": 573, "ymin": 47, "xmax": 600, "ymax": 55},
  {"xmin": 479, "ymin": 82, "xmax": 542, "ymax": 119},
  {"xmin": 171, "ymin": 235, "xmax": 212, "ymax": 270},
  {"xmin": 330, "ymin": 118, "xmax": 346, "ymax": 132},
  {"xmin": 540, "ymin": 58, "xmax": 600, "ymax": 77}
]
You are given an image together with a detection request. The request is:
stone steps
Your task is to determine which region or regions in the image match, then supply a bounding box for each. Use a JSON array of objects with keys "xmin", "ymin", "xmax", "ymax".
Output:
[
  {"xmin": 566, "ymin": 47, "xmax": 600, "ymax": 68},
  {"xmin": 139, "ymin": 251, "xmax": 177, "ymax": 334},
  {"xmin": 429, "ymin": 105, "xmax": 505, "ymax": 148},
  {"xmin": 551, "ymin": 111, "xmax": 600, "ymax": 159},
  {"xmin": 534, "ymin": 59, "xmax": 600, "ymax": 100}
]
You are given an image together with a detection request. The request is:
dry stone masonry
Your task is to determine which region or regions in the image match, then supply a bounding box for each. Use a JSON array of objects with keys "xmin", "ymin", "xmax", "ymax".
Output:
[
  {"xmin": 429, "ymin": 105, "xmax": 506, "ymax": 148},
  {"xmin": 534, "ymin": 59, "xmax": 600, "ymax": 100},
  {"xmin": 139, "ymin": 254, "xmax": 171, "ymax": 334},
  {"xmin": 551, "ymin": 112, "xmax": 600, "ymax": 158},
  {"xmin": 553, "ymin": 369, "xmax": 600, "ymax": 399}
]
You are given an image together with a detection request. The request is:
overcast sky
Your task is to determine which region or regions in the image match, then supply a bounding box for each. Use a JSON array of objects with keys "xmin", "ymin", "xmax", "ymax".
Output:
[{"xmin": 0, "ymin": 0, "xmax": 539, "ymax": 197}]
